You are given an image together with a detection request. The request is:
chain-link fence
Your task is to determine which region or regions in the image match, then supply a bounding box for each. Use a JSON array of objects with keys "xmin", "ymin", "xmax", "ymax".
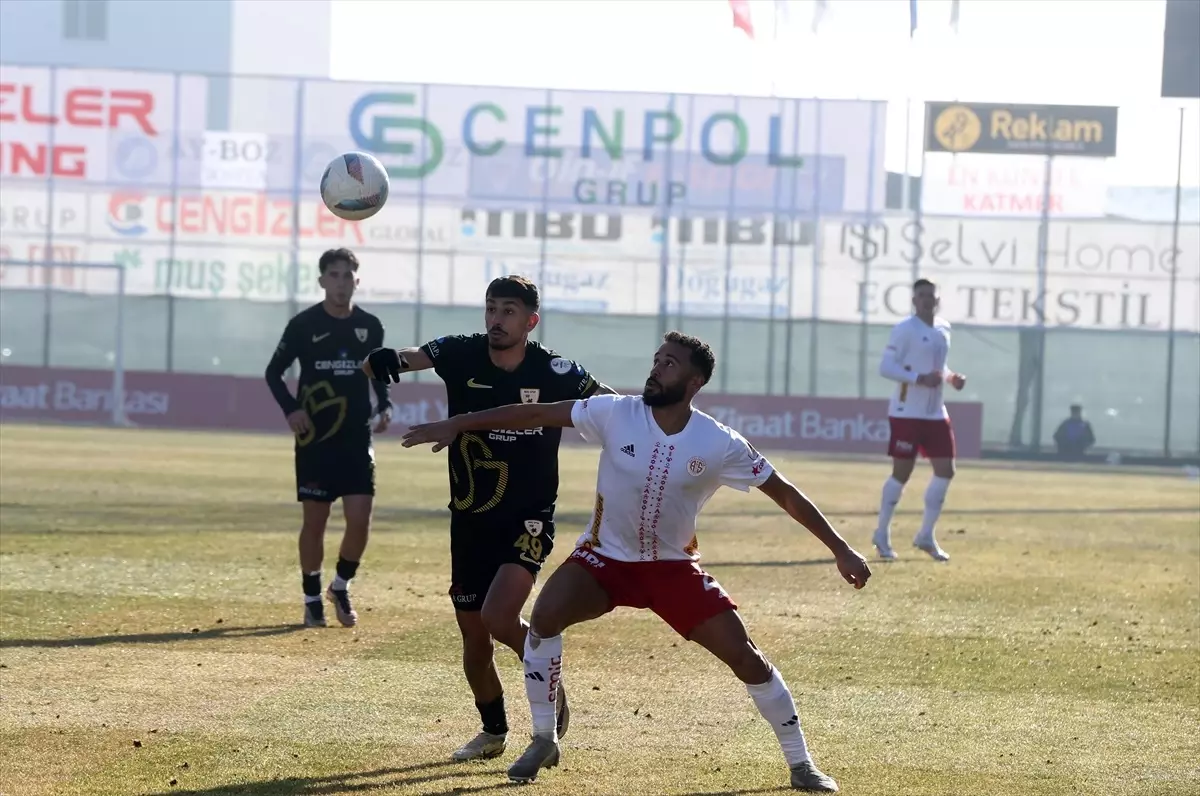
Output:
[{"xmin": 1, "ymin": 65, "xmax": 1197, "ymax": 455}]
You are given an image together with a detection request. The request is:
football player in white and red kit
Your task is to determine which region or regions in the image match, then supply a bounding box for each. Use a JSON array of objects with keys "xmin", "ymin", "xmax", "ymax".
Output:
[
  {"xmin": 874, "ymin": 279, "xmax": 967, "ymax": 562},
  {"xmin": 402, "ymin": 331, "xmax": 872, "ymax": 793}
]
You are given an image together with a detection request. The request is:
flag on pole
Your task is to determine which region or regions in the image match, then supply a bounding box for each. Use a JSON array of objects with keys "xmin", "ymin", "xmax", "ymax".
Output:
[
  {"xmin": 950, "ymin": 0, "xmax": 960, "ymax": 33},
  {"xmin": 909, "ymin": 0, "xmax": 918, "ymax": 37},
  {"xmin": 775, "ymin": 0, "xmax": 792, "ymax": 26},
  {"xmin": 812, "ymin": 0, "xmax": 829, "ymax": 34},
  {"xmin": 730, "ymin": 0, "xmax": 755, "ymax": 38}
]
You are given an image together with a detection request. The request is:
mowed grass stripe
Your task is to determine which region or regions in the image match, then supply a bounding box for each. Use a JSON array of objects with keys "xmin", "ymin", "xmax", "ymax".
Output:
[{"xmin": 1, "ymin": 423, "xmax": 1197, "ymax": 796}]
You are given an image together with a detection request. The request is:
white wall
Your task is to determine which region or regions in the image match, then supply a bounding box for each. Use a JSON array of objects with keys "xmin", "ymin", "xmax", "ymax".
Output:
[{"xmin": 230, "ymin": 0, "xmax": 331, "ymax": 78}]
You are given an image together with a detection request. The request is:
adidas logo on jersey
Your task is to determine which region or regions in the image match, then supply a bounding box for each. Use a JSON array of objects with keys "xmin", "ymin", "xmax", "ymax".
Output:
[{"xmin": 620, "ymin": 444, "xmax": 635, "ymax": 458}]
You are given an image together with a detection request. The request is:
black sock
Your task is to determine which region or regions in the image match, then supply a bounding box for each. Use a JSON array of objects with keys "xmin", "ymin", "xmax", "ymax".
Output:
[
  {"xmin": 335, "ymin": 557, "xmax": 359, "ymax": 583},
  {"xmin": 302, "ymin": 571, "xmax": 321, "ymax": 599},
  {"xmin": 477, "ymin": 695, "xmax": 508, "ymax": 736}
]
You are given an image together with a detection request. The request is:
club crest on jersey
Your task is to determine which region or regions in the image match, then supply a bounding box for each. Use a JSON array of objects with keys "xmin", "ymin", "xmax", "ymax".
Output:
[
  {"xmin": 524, "ymin": 520, "xmax": 544, "ymax": 537},
  {"xmin": 549, "ymin": 357, "xmax": 572, "ymax": 375},
  {"xmin": 687, "ymin": 457, "xmax": 706, "ymax": 476},
  {"xmin": 355, "ymin": 328, "xmax": 368, "ymax": 342},
  {"xmin": 520, "ymin": 388, "xmax": 540, "ymax": 404}
]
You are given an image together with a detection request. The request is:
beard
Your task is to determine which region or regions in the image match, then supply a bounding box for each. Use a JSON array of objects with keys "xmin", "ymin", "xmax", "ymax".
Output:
[
  {"xmin": 641, "ymin": 380, "xmax": 687, "ymax": 407},
  {"xmin": 487, "ymin": 328, "xmax": 521, "ymax": 351}
]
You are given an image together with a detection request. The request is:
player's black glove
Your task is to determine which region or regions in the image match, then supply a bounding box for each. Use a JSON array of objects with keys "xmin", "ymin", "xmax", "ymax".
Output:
[{"xmin": 364, "ymin": 347, "xmax": 406, "ymax": 384}]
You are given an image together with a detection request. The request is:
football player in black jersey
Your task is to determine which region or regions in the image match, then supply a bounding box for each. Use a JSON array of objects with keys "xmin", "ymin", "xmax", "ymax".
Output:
[
  {"xmin": 363, "ymin": 275, "xmax": 615, "ymax": 763},
  {"xmin": 265, "ymin": 248, "xmax": 391, "ymax": 629}
]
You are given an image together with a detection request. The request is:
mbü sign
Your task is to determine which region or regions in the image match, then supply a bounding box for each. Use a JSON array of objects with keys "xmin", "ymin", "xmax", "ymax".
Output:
[{"xmin": 925, "ymin": 102, "xmax": 1119, "ymax": 158}]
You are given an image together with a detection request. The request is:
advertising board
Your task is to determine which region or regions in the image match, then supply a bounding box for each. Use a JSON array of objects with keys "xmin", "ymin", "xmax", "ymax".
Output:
[
  {"xmin": 303, "ymin": 82, "xmax": 888, "ymax": 214},
  {"xmin": 920, "ymin": 153, "xmax": 1108, "ymax": 218},
  {"xmin": 925, "ymin": 102, "xmax": 1119, "ymax": 158},
  {"xmin": 0, "ymin": 65, "xmax": 208, "ymax": 183},
  {"xmin": 0, "ymin": 365, "xmax": 984, "ymax": 458},
  {"xmin": 2, "ymin": 183, "xmax": 1197, "ymax": 331}
]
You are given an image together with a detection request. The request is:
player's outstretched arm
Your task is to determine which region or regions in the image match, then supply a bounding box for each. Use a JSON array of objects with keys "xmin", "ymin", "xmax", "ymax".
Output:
[
  {"xmin": 757, "ymin": 472, "xmax": 871, "ymax": 589},
  {"xmin": 402, "ymin": 400, "xmax": 578, "ymax": 452},
  {"xmin": 362, "ymin": 346, "xmax": 433, "ymax": 383}
]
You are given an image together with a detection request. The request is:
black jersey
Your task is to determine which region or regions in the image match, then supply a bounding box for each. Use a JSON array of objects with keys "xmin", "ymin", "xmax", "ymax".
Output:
[
  {"xmin": 419, "ymin": 334, "xmax": 600, "ymax": 519},
  {"xmin": 265, "ymin": 303, "xmax": 389, "ymax": 448}
]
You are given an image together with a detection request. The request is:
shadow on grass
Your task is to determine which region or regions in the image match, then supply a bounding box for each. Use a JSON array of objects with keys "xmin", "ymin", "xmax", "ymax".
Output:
[
  {"xmin": 0, "ymin": 623, "xmax": 304, "ymax": 649},
  {"xmin": 143, "ymin": 761, "xmax": 513, "ymax": 796},
  {"xmin": 142, "ymin": 760, "xmax": 791, "ymax": 796}
]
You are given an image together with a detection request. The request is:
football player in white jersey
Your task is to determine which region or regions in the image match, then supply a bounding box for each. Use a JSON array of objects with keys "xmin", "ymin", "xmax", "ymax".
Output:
[
  {"xmin": 402, "ymin": 331, "xmax": 872, "ymax": 793},
  {"xmin": 874, "ymin": 279, "xmax": 967, "ymax": 562}
]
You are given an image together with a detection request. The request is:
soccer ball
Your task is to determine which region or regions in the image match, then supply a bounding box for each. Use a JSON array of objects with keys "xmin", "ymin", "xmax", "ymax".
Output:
[{"xmin": 319, "ymin": 152, "xmax": 390, "ymax": 221}]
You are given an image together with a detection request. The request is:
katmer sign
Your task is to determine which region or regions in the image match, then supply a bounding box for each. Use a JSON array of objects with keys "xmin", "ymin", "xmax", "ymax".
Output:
[{"xmin": 924, "ymin": 102, "xmax": 1119, "ymax": 158}]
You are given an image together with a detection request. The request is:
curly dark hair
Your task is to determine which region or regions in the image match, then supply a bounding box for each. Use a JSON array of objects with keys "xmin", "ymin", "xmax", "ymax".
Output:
[{"xmin": 663, "ymin": 330, "xmax": 715, "ymax": 385}]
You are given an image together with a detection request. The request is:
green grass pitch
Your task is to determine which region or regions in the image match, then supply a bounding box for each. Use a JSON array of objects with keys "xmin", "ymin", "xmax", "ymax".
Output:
[{"xmin": 0, "ymin": 423, "xmax": 1197, "ymax": 795}]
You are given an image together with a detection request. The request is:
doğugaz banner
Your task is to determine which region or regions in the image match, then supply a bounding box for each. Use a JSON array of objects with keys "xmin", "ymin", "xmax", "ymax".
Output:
[
  {"xmin": 925, "ymin": 102, "xmax": 1119, "ymax": 158},
  {"xmin": 0, "ymin": 365, "xmax": 984, "ymax": 459},
  {"xmin": 0, "ymin": 65, "xmax": 208, "ymax": 183},
  {"xmin": 301, "ymin": 82, "xmax": 888, "ymax": 215}
]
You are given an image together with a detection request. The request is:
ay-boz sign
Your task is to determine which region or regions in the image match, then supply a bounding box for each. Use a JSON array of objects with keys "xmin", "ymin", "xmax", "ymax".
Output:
[{"xmin": 459, "ymin": 209, "xmax": 816, "ymax": 250}]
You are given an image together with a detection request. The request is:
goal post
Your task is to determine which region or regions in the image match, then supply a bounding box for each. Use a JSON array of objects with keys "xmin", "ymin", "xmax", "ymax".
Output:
[{"xmin": 0, "ymin": 260, "xmax": 132, "ymax": 428}]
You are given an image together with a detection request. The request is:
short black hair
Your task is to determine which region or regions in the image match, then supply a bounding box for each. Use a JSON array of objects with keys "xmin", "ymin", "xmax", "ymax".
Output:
[
  {"xmin": 319, "ymin": 248, "xmax": 359, "ymax": 274},
  {"xmin": 663, "ymin": 330, "xmax": 715, "ymax": 385},
  {"xmin": 486, "ymin": 275, "xmax": 540, "ymax": 312},
  {"xmin": 913, "ymin": 278, "xmax": 936, "ymax": 292}
]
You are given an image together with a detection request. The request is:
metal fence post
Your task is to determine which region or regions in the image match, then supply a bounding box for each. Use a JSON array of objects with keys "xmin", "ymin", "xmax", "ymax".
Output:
[
  {"xmin": 165, "ymin": 70, "xmax": 183, "ymax": 372},
  {"xmin": 40, "ymin": 66, "xmax": 58, "ymax": 368}
]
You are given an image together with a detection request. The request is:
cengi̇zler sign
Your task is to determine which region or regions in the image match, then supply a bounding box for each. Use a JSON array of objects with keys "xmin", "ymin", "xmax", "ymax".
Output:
[{"xmin": 302, "ymin": 83, "xmax": 887, "ymax": 214}]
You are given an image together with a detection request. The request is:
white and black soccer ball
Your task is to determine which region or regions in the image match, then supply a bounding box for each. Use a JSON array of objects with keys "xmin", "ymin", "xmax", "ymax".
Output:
[{"xmin": 319, "ymin": 151, "xmax": 390, "ymax": 221}]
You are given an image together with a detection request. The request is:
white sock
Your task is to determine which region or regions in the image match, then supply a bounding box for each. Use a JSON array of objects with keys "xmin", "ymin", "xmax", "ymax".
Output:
[
  {"xmin": 331, "ymin": 575, "xmax": 349, "ymax": 590},
  {"xmin": 746, "ymin": 667, "xmax": 811, "ymax": 767},
  {"xmin": 875, "ymin": 477, "xmax": 905, "ymax": 542},
  {"xmin": 523, "ymin": 632, "xmax": 563, "ymax": 741},
  {"xmin": 917, "ymin": 476, "xmax": 951, "ymax": 542}
]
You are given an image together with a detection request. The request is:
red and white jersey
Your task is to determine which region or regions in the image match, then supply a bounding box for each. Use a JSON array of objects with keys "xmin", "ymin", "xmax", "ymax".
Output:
[
  {"xmin": 569, "ymin": 394, "xmax": 774, "ymax": 563},
  {"xmin": 880, "ymin": 315, "xmax": 953, "ymax": 420}
]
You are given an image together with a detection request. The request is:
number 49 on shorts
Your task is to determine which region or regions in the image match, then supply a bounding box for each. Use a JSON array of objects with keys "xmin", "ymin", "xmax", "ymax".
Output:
[{"xmin": 513, "ymin": 532, "xmax": 545, "ymax": 565}]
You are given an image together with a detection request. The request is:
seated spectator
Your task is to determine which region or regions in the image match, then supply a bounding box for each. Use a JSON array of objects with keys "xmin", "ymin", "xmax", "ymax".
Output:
[{"xmin": 1053, "ymin": 404, "xmax": 1096, "ymax": 459}]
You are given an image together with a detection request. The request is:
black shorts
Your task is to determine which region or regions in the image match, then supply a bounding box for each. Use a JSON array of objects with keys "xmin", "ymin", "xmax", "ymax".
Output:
[
  {"xmin": 295, "ymin": 437, "xmax": 375, "ymax": 503},
  {"xmin": 448, "ymin": 510, "xmax": 556, "ymax": 611}
]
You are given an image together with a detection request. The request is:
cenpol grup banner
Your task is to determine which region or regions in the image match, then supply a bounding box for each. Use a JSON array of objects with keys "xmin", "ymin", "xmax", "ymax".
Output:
[
  {"xmin": 0, "ymin": 64, "xmax": 888, "ymax": 213},
  {"xmin": 298, "ymin": 83, "xmax": 888, "ymax": 215},
  {"xmin": 0, "ymin": 366, "xmax": 985, "ymax": 459}
]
